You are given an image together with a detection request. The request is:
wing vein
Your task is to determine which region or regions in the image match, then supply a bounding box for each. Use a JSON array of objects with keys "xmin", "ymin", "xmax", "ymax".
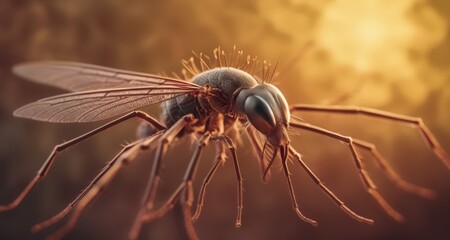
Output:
[{"xmin": 13, "ymin": 61, "xmax": 201, "ymax": 92}]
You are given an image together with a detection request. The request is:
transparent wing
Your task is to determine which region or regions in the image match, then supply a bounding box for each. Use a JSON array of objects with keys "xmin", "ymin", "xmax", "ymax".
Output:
[
  {"xmin": 13, "ymin": 61, "xmax": 199, "ymax": 92},
  {"xmin": 14, "ymin": 86, "xmax": 201, "ymax": 123}
]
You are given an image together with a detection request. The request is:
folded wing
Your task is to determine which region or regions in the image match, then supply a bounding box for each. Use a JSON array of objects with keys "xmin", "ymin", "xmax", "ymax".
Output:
[{"xmin": 14, "ymin": 86, "xmax": 201, "ymax": 123}]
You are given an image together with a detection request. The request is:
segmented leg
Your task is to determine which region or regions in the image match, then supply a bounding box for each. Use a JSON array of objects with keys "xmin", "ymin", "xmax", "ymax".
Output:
[
  {"xmin": 291, "ymin": 121, "xmax": 404, "ymax": 222},
  {"xmin": 214, "ymin": 135, "xmax": 244, "ymax": 228},
  {"xmin": 33, "ymin": 132, "xmax": 163, "ymax": 239},
  {"xmin": 192, "ymin": 141, "xmax": 226, "ymax": 222},
  {"xmin": 32, "ymin": 142, "xmax": 139, "ymax": 234},
  {"xmin": 141, "ymin": 183, "xmax": 185, "ymax": 222},
  {"xmin": 129, "ymin": 114, "xmax": 195, "ymax": 239},
  {"xmin": 290, "ymin": 104, "xmax": 450, "ymax": 169},
  {"xmin": 278, "ymin": 147, "xmax": 318, "ymax": 226},
  {"xmin": 352, "ymin": 139, "xmax": 436, "ymax": 199},
  {"xmin": 180, "ymin": 131, "xmax": 212, "ymax": 240},
  {"xmin": 292, "ymin": 120, "xmax": 435, "ymax": 196},
  {"xmin": 43, "ymin": 141, "xmax": 147, "ymax": 240},
  {"xmin": 0, "ymin": 111, "xmax": 165, "ymax": 212},
  {"xmin": 133, "ymin": 132, "xmax": 213, "ymax": 240},
  {"xmin": 289, "ymin": 146, "xmax": 374, "ymax": 224}
]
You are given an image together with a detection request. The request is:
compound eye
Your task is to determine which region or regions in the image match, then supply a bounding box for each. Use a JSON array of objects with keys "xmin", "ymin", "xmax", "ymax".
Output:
[{"xmin": 244, "ymin": 95, "xmax": 276, "ymax": 134}]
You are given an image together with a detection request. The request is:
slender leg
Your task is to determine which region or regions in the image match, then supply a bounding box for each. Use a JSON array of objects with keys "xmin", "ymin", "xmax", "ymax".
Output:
[
  {"xmin": 290, "ymin": 104, "xmax": 450, "ymax": 169},
  {"xmin": 246, "ymin": 128, "xmax": 271, "ymax": 182},
  {"xmin": 352, "ymin": 139, "xmax": 436, "ymax": 199},
  {"xmin": 192, "ymin": 141, "xmax": 226, "ymax": 222},
  {"xmin": 31, "ymin": 142, "xmax": 140, "ymax": 233},
  {"xmin": 143, "ymin": 114, "xmax": 195, "ymax": 208},
  {"xmin": 215, "ymin": 135, "xmax": 244, "ymax": 228},
  {"xmin": 292, "ymin": 109, "xmax": 436, "ymax": 199},
  {"xmin": 141, "ymin": 184, "xmax": 186, "ymax": 222},
  {"xmin": 129, "ymin": 114, "xmax": 195, "ymax": 240},
  {"xmin": 134, "ymin": 114, "xmax": 223, "ymax": 239},
  {"xmin": 33, "ymin": 132, "xmax": 163, "ymax": 237},
  {"xmin": 135, "ymin": 131, "xmax": 212, "ymax": 240},
  {"xmin": 278, "ymin": 147, "xmax": 318, "ymax": 226},
  {"xmin": 44, "ymin": 145, "xmax": 136, "ymax": 240},
  {"xmin": 0, "ymin": 111, "xmax": 165, "ymax": 212},
  {"xmin": 289, "ymin": 146, "xmax": 374, "ymax": 224},
  {"xmin": 181, "ymin": 132, "xmax": 212, "ymax": 240},
  {"xmin": 291, "ymin": 121, "xmax": 404, "ymax": 222}
]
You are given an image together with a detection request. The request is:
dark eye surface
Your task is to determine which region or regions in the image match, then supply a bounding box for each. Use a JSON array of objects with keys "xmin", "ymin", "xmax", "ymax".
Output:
[
  {"xmin": 266, "ymin": 84, "xmax": 290, "ymax": 124},
  {"xmin": 244, "ymin": 95, "xmax": 276, "ymax": 133}
]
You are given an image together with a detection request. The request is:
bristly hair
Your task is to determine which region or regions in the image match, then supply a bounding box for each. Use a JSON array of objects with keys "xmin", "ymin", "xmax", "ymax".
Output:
[{"xmin": 177, "ymin": 46, "xmax": 278, "ymax": 84}]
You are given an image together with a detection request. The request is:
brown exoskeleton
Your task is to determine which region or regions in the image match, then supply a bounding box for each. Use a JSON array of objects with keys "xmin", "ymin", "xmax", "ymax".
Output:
[{"xmin": 1, "ymin": 47, "xmax": 449, "ymax": 239}]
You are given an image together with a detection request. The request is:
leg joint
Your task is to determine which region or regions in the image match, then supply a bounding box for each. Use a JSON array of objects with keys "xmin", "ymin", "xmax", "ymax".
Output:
[
  {"xmin": 182, "ymin": 114, "xmax": 195, "ymax": 122},
  {"xmin": 54, "ymin": 144, "xmax": 65, "ymax": 152}
]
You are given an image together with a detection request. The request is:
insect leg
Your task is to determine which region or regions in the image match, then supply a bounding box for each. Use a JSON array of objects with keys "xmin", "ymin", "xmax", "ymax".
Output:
[
  {"xmin": 31, "ymin": 142, "xmax": 137, "ymax": 235},
  {"xmin": 192, "ymin": 141, "xmax": 226, "ymax": 222},
  {"xmin": 352, "ymin": 138, "xmax": 436, "ymax": 199},
  {"xmin": 180, "ymin": 132, "xmax": 212, "ymax": 240},
  {"xmin": 215, "ymin": 135, "xmax": 244, "ymax": 228},
  {"xmin": 33, "ymin": 132, "xmax": 163, "ymax": 238},
  {"xmin": 291, "ymin": 112, "xmax": 436, "ymax": 199},
  {"xmin": 290, "ymin": 121, "xmax": 404, "ymax": 222},
  {"xmin": 279, "ymin": 147, "xmax": 319, "ymax": 226},
  {"xmin": 141, "ymin": 184, "xmax": 185, "ymax": 223},
  {"xmin": 140, "ymin": 132, "xmax": 212, "ymax": 240},
  {"xmin": 0, "ymin": 111, "xmax": 165, "ymax": 212},
  {"xmin": 289, "ymin": 146, "xmax": 374, "ymax": 224},
  {"xmin": 290, "ymin": 104, "xmax": 450, "ymax": 169},
  {"xmin": 129, "ymin": 114, "xmax": 195, "ymax": 239}
]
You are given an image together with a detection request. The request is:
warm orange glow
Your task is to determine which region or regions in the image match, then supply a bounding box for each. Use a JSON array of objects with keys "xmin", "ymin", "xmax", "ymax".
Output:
[
  {"xmin": 0, "ymin": 1, "xmax": 449, "ymax": 240},
  {"xmin": 301, "ymin": 0, "xmax": 447, "ymax": 107}
]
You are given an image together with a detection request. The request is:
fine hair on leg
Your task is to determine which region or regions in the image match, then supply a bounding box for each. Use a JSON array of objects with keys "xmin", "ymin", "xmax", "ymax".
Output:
[
  {"xmin": 192, "ymin": 141, "xmax": 226, "ymax": 221},
  {"xmin": 213, "ymin": 135, "xmax": 244, "ymax": 227},
  {"xmin": 129, "ymin": 114, "xmax": 195, "ymax": 239},
  {"xmin": 132, "ymin": 131, "xmax": 211, "ymax": 240}
]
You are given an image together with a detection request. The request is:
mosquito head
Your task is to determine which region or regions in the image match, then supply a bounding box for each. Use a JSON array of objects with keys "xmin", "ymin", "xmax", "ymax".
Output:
[{"xmin": 235, "ymin": 84, "xmax": 291, "ymax": 160}]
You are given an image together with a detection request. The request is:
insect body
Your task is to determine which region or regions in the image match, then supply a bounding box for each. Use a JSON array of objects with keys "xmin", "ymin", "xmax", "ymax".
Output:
[
  {"xmin": 164, "ymin": 67, "xmax": 290, "ymax": 154},
  {"xmin": 163, "ymin": 67, "xmax": 258, "ymax": 129},
  {"xmin": 1, "ymin": 48, "xmax": 449, "ymax": 240}
]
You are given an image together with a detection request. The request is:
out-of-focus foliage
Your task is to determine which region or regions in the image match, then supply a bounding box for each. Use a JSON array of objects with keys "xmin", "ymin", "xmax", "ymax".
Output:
[{"xmin": 0, "ymin": 0, "xmax": 449, "ymax": 239}]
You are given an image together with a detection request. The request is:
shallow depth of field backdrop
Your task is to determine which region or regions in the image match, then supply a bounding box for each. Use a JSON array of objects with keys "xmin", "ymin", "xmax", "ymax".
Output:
[{"xmin": 1, "ymin": 0, "xmax": 450, "ymax": 239}]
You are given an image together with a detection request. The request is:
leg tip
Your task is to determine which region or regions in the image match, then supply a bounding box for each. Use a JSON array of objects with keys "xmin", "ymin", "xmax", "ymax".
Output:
[
  {"xmin": 392, "ymin": 213, "xmax": 405, "ymax": 223},
  {"xmin": 31, "ymin": 225, "xmax": 43, "ymax": 234},
  {"xmin": 418, "ymin": 189, "xmax": 437, "ymax": 200},
  {"xmin": 295, "ymin": 208, "xmax": 318, "ymax": 227},
  {"xmin": 0, "ymin": 205, "xmax": 10, "ymax": 212}
]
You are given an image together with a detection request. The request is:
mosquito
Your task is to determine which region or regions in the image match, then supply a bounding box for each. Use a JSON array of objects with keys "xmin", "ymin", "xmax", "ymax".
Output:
[{"xmin": 1, "ymin": 47, "xmax": 449, "ymax": 240}]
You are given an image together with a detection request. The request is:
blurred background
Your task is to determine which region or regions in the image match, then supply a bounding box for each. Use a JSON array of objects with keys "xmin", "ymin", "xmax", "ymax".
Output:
[{"xmin": 0, "ymin": 0, "xmax": 449, "ymax": 239}]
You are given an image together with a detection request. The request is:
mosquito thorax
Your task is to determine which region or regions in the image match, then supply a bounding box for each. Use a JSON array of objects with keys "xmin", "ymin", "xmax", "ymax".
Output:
[
  {"xmin": 191, "ymin": 67, "xmax": 259, "ymax": 97},
  {"xmin": 163, "ymin": 67, "xmax": 259, "ymax": 127}
]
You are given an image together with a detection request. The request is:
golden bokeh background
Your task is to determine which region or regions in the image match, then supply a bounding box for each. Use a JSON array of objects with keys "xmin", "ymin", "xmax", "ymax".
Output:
[{"xmin": 0, "ymin": 0, "xmax": 449, "ymax": 239}]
